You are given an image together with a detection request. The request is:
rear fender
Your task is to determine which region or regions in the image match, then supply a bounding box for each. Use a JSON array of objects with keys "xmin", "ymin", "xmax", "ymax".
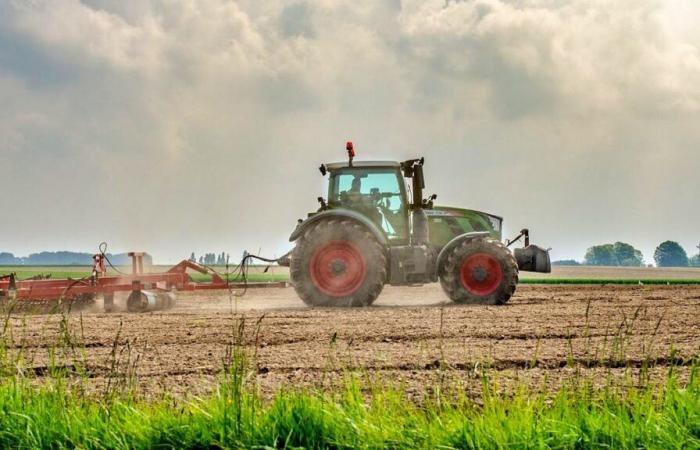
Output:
[
  {"xmin": 289, "ymin": 209, "xmax": 388, "ymax": 246},
  {"xmin": 435, "ymin": 231, "xmax": 490, "ymax": 276}
]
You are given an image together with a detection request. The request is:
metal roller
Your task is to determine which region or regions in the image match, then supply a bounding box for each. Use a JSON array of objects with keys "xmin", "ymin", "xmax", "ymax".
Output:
[{"xmin": 126, "ymin": 290, "xmax": 176, "ymax": 313}]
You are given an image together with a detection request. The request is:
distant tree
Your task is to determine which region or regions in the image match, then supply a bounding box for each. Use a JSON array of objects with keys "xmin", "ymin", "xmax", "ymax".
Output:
[
  {"xmin": 653, "ymin": 241, "xmax": 688, "ymax": 267},
  {"xmin": 690, "ymin": 243, "xmax": 700, "ymax": 267},
  {"xmin": 612, "ymin": 242, "xmax": 644, "ymax": 267},
  {"xmin": 189, "ymin": 252, "xmax": 196, "ymax": 262},
  {"xmin": 584, "ymin": 244, "xmax": 616, "ymax": 266},
  {"xmin": 0, "ymin": 252, "xmax": 19, "ymax": 265},
  {"xmin": 198, "ymin": 256, "xmax": 204, "ymax": 264},
  {"xmin": 584, "ymin": 242, "xmax": 644, "ymax": 266},
  {"xmin": 23, "ymin": 251, "xmax": 92, "ymax": 265},
  {"xmin": 0, "ymin": 251, "xmax": 153, "ymax": 266},
  {"xmin": 204, "ymin": 253, "xmax": 215, "ymax": 265},
  {"xmin": 552, "ymin": 259, "xmax": 581, "ymax": 266}
]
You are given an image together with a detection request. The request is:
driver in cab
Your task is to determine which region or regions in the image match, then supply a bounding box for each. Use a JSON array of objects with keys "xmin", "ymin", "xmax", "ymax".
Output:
[{"xmin": 341, "ymin": 176, "xmax": 382, "ymax": 226}]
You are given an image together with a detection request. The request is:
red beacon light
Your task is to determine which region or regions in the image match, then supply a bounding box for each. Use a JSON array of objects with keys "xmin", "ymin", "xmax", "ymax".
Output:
[{"xmin": 346, "ymin": 141, "xmax": 355, "ymax": 166}]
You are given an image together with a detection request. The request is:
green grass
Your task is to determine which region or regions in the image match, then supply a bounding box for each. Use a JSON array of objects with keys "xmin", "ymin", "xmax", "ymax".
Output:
[
  {"xmin": 0, "ymin": 307, "xmax": 697, "ymax": 448},
  {"xmin": 1, "ymin": 270, "xmax": 95, "ymax": 280},
  {"xmin": 188, "ymin": 272, "xmax": 289, "ymax": 283},
  {"xmin": 0, "ymin": 370, "xmax": 697, "ymax": 449},
  {"xmin": 1, "ymin": 350, "xmax": 699, "ymax": 450}
]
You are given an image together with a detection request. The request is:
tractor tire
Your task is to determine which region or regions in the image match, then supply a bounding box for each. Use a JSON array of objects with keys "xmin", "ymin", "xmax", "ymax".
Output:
[
  {"xmin": 290, "ymin": 218, "xmax": 387, "ymax": 307},
  {"xmin": 439, "ymin": 238, "xmax": 518, "ymax": 305}
]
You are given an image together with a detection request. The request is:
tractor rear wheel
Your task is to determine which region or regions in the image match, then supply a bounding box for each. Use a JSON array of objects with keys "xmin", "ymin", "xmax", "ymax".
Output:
[
  {"xmin": 290, "ymin": 218, "xmax": 387, "ymax": 306},
  {"xmin": 440, "ymin": 238, "xmax": 518, "ymax": 305}
]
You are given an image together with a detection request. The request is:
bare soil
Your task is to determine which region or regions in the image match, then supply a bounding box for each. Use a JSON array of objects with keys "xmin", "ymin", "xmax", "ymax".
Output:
[
  {"xmin": 5, "ymin": 284, "xmax": 699, "ymax": 398},
  {"xmin": 7, "ymin": 264, "xmax": 700, "ymax": 280}
]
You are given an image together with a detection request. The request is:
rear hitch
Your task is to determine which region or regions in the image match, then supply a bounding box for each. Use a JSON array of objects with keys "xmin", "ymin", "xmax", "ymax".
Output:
[
  {"xmin": 506, "ymin": 228, "xmax": 530, "ymax": 247},
  {"xmin": 276, "ymin": 250, "xmax": 292, "ymax": 267}
]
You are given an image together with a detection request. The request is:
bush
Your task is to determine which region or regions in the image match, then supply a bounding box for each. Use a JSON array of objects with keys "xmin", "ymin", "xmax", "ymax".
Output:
[
  {"xmin": 584, "ymin": 244, "xmax": 615, "ymax": 266},
  {"xmin": 612, "ymin": 242, "xmax": 644, "ymax": 266},
  {"xmin": 690, "ymin": 254, "xmax": 700, "ymax": 267},
  {"xmin": 552, "ymin": 259, "xmax": 581, "ymax": 266},
  {"xmin": 654, "ymin": 241, "xmax": 689, "ymax": 267},
  {"xmin": 584, "ymin": 242, "xmax": 644, "ymax": 266}
]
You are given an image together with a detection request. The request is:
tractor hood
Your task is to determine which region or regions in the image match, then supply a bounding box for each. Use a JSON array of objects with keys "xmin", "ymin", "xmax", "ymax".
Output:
[{"xmin": 425, "ymin": 206, "xmax": 503, "ymax": 241}]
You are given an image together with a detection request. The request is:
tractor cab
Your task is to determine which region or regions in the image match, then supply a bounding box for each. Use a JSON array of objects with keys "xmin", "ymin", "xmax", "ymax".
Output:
[
  {"xmin": 325, "ymin": 161, "xmax": 410, "ymax": 243},
  {"xmin": 319, "ymin": 142, "xmax": 438, "ymax": 247}
]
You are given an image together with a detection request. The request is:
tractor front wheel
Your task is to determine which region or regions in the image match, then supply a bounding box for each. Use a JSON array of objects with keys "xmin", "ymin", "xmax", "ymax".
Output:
[
  {"xmin": 440, "ymin": 238, "xmax": 518, "ymax": 305},
  {"xmin": 290, "ymin": 218, "xmax": 387, "ymax": 307}
]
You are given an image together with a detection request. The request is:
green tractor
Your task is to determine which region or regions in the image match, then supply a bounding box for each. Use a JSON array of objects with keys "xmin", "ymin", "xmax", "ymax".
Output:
[{"xmin": 284, "ymin": 143, "xmax": 550, "ymax": 307}]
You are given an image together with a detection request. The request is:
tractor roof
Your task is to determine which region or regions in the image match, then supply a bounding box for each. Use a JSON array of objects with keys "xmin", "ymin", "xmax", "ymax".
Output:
[{"xmin": 325, "ymin": 161, "xmax": 400, "ymax": 171}]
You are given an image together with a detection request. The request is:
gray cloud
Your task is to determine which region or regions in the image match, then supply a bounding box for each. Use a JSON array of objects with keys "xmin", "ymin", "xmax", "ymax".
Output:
[
  {"xmin": 279, "ymin": 2, "xmax": 315, "ymax": 39},
  {"xmin": 1, "ymin": 0, "xmax": 699, "ymax": 263}
]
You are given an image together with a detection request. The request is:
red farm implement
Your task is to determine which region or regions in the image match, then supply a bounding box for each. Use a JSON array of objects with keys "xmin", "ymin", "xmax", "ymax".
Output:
[{"xmin": 0, "ymin": 252, "xmax": 286, "ymax": 313}]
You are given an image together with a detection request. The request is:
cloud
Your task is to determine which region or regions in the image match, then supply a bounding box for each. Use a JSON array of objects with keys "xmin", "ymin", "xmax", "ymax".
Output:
[
  {"xmin": 1, "ymin": 0, "xmax": 163, "ymax": 74},
  {"xmin": 398, "ymin": 0, "xmax": 700, "ymax": 117},
  {"xmin": 0, "ymin": 0, "xmax": 699, "ymax": 262}
]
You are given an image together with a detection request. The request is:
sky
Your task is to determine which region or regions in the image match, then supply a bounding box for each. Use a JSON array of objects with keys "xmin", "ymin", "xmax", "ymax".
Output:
[{"xmin": 1, "ymin": 0, "xmax": 699, "ymax": 264}]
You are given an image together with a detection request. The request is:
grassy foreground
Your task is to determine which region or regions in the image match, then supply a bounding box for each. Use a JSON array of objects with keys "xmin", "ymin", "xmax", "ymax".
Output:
[
  {"xmin": 0, "ymin": 315, "xmax": 697, "ymax": 449},
  {"xmin": 0, "ymin": 364, "xmax": 698, "ymax": 449}
]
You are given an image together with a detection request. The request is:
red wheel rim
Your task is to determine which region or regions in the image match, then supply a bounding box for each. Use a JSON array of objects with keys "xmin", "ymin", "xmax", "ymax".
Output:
[
  {"xmin": 309, "ymin": 241, "xmax": 367, "ymax": 297},
  {"xmin": 459, "ymin": 252, "xmax": 503, "ymax": 296}
]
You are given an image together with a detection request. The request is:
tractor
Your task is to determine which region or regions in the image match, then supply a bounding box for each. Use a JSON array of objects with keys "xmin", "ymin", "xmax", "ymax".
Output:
[{"xmin": 283, "ymin": 143, "xmax": 550, "ymax": 307}]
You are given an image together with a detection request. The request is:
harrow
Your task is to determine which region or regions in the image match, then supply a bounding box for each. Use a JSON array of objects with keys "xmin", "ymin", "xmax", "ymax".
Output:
[{"xmin": 0, "ymin": 251, "xmax": 285, "ymax": 313}]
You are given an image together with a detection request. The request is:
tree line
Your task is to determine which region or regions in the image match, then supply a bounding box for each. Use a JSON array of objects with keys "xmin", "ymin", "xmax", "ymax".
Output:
[
  {"xmin": 554, "ymin": 241, "xmax": 700, "ymax": 267},
  {"xmin": 0, "ymin": 251, "xmax": 153, "ymax": 266},
  {"xmin": 189, "ymin": 252, "xmax": 230, "ymax": 266}
]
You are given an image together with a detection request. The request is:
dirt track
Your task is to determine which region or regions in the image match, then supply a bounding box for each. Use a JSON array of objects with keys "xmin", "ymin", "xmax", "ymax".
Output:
[{"xmin": 5, "ymin": 284, "xmax": 700, "ymax": 397}]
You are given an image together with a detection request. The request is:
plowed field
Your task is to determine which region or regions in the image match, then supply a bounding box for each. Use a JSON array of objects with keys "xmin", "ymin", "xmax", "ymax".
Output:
[{"xmin": 5, "ymin": 284, "xmax": 699, "ymax": 397}]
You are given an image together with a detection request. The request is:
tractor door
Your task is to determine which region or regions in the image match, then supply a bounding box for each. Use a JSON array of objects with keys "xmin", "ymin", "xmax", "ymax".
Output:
[{"xmin": 328, "ymin": 168, "xmax": 409, "ymax": 243}]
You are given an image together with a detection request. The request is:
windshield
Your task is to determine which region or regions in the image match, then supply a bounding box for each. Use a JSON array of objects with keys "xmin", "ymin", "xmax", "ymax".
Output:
[{"xmin": 328, "ymin": 168, "xmax": 407, "ymax": 239}]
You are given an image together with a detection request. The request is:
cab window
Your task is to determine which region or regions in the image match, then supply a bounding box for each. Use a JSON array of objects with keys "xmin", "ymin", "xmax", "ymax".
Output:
[{"xmin": 329, "ymin": 169, "xmax": 407, "ymax": 239}]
